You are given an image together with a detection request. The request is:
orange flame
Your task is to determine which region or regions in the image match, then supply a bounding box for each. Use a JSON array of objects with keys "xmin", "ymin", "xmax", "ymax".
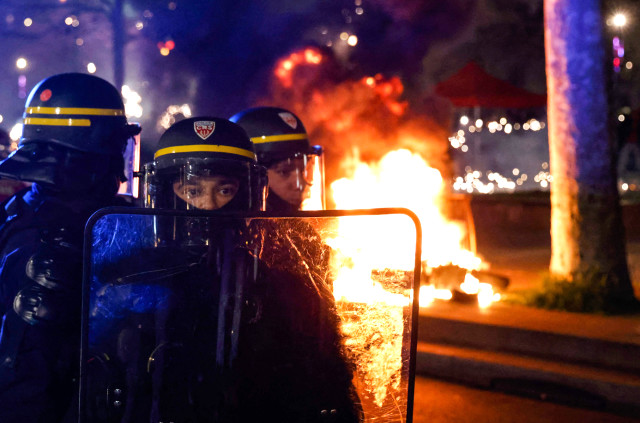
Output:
[
  {"xmin": 363, "ymin": 74, "xmax": 407, "ymax": 116},
  {"xmin": 328, "ymin": 149, "xmax": 494, "ymax": 305},
  {"xmin": 274, "ymin": 47, "xmax": 323, "ymax": 88},
  {"xmin": 266, "ymin": 47, "xmax": 497, "ymax": 308}
]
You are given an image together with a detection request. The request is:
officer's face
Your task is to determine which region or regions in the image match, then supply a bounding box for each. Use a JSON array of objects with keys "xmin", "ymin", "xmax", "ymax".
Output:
[
  {"xmin": 173, "ymin": 175, "xmax": 240, "ymax": 210},
  {"xmin": 267, "ymin": 157, "xmax": 308, "ymax": 208}
]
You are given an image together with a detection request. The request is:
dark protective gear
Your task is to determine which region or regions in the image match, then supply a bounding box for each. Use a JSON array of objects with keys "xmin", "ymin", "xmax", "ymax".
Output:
[
  {"xmin": 14, "ymin": 227, "xmax": 82, "ymax": 326},
  {"xmin": 144, "ymin": 116, "xmax": 267, "ymax": 213},
  {"xmin": 0, "ymin": 73, "xmax": 141, "ymax": 189},
  {"xmin": 0, "ymin": 184, "xmax": 130, "ymax": 423},
  {"xmin": 0, "ymin": 142, "xmax": 125, "ymax": 194},
  {"xmin": 230, "ymin": 107, "xmax": 325, "ymax": 211},
  {"xmin": 81, "ymin": 210, "xmax": 364, "ymax": 423}
]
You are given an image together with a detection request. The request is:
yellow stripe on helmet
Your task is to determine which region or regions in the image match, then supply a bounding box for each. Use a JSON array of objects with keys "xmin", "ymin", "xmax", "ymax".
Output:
[
  {"xmin": 154, "ymin": 144, "xmax": 256, "ymax": 160},
  {"xmin": 250, "ymin": 133, "xmax": 308, "ymax": 144},
  {"xmin": 25, "ymin": 107, "xmax": 124, "ymax": 116},
  {"xmin": 24, "ymin": 117, "xmax": 91, "ymax": 127}
]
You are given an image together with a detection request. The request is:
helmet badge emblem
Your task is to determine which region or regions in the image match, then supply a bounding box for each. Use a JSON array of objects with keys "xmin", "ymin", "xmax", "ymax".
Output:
[
  {"xmin": 278, "ymin": 112, "xmax": 298, "ymax": 129},
  {"xmin": 194, "ymin": 121, "xmax": 215, "ymax": 140},
  {"xmin": 40, "ymin": 89, "xmax": 52, "ymax": 102}
]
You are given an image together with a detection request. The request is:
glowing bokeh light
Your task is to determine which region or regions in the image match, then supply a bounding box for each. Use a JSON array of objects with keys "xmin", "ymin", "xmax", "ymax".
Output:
[
  {"xmin": 121, "ymin": 85, "xmax": 143, "ymax": 118},
  {"xmin": 9, "ymin": 123, "xmax": 23, "ymax": 141},
  {"xmin": 157, "ymin": 104, "xmax": 192, "ymax": 131},
  {"xmin": 612, "ymin": 13, "xmax": 627, "ymax": 27}
]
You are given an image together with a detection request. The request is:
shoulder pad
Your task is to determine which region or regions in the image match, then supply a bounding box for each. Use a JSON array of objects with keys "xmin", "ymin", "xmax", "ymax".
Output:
[
  {"xmin": 0, "ymin": 187, "xmax": 33, "ymax": 225},
  {"xmin": 1, "ymin": 194, "xmax": 21, "ymax": 224}
]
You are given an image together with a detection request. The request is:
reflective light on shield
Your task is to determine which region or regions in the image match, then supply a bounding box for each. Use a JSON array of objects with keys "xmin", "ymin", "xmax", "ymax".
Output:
[{"xmin": 301, "ymin": 154, "xmax": 324, "ymax": 210}]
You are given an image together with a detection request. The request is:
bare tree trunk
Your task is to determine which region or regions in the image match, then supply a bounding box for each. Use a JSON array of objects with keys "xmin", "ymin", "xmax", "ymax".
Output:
[
  {"xmin": 544, "ymin": 0, "xmax": 635, "ymax": 307},
  {"xmin": 112, "ymin": 0, "xmax": 125, "ymax": 90}
]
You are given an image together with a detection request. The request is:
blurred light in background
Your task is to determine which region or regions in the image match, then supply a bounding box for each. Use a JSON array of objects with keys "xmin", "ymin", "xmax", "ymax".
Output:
[
  {"xmin": 121, "ymin": 85, "xmax": 143, "ymax": 118},
  {"xmin": 9, "ymin": 124, "xmax": 23, "ymax": 142},
  {"xmin": 612, "ymin": 13, "xmax": 627, "ymax": 28}
]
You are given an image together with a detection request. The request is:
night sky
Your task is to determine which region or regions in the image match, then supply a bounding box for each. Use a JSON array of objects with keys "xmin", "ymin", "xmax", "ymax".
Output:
[{"xmin": 0, "ymin": 0, "xmax": 638, "ymax": 169}]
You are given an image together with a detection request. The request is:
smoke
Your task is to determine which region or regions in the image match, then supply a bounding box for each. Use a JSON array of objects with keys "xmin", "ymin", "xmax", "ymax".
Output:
[
  {"xmin": 133, "ymin": 0, "xmax": 477, "ymax": 159},
  {"xmin": 257, "ymin": 47, "xmax": 451, "ymax": 207}
]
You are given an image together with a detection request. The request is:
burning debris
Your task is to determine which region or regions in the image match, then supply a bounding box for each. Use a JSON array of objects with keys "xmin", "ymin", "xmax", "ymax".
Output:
[
  {"xmin": 327, "ymin": 148, "xmax": 505, "ymax": 309},
  {"xmin": 265, "ymin": 47, "xmax": 510, "ymax": 306},
  {"xmin": 423, "ymin": 264, "xmax": 508, "ymax": 308}
]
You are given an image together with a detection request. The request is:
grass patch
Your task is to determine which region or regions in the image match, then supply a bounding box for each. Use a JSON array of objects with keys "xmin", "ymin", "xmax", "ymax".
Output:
[{"xmin": 503, "ymin": 268, "xmax": 640, "ymax": 315}]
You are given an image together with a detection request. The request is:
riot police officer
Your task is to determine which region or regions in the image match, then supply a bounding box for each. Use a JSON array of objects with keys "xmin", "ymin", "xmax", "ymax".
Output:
[
  {"xmin": 230, "ymin": 107, "xmax": 332, "ymax": 340},
  {"xmin": 0, "ymin": 73, "xmax": 140, "ymax": 423},
  {"xmin": 230, "ymin": 106, "xmax": 325, "ymax": 211},
  {"xmin": 86, "ymin": 117, "xmax": 361, "ymax": 422}
]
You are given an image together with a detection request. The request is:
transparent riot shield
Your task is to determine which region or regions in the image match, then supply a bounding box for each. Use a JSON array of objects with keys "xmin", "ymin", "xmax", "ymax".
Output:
[{"xmin": 80, "ymin": 207, "xmax": 421, "ymax": 423}]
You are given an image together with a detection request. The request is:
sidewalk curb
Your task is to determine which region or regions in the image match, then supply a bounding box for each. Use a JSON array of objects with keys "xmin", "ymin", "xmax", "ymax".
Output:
[{"xmin": 415, "ymin": 303, "xmax": 640, "ymax": 414}]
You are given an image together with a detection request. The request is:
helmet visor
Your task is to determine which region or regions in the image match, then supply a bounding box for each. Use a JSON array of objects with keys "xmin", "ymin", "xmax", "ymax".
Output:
[
  {"xmin": 267, "ymin": 148, "xmax": 325, "ymax": 210},
  {"xmin": 144, "ymin": 158, "xmax": 266, "ymax": 212}
]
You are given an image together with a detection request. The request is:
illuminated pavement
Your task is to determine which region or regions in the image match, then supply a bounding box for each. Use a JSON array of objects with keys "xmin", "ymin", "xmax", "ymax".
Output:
[
  {"xmin": 414, "ymin": 195, "xmax": 640, "ymax": 416},
  {"xmin": 415, "ymin": 300, "xmax": 640, "ymax": 415},
  {"xmin": 412, "ymin": 375, "xmax": 640, "ymax": 422}
]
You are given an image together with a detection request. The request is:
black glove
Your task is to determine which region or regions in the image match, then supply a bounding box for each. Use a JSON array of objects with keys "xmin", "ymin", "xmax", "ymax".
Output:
[{"xmin": 13, "ymin": 227, "xmax": 83, "ymax": 326}]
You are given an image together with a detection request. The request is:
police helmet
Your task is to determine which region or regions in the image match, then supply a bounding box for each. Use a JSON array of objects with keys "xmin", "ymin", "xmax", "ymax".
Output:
[
  {"xmin": 0, "ymin": 73, "xmax": 141, "ymax": 189},
  {"xmin": 144, "ymin": 117, "xmax": 267, "ymax": 212},
  {"xmin": 230, "ymin": 107, "xmax": 325, "ymax": 210},
  {"xmin": 229, "ymin": 107, "xmax": 312, "ymax": 167}
]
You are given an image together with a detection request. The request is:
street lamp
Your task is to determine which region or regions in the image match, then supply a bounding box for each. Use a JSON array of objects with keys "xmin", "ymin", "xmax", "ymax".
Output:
[
  {"xmin": 15, "ymin": 57, "xmax": 27, "ymax": 70},
  {"xmin": 15, "ymin": 58, "xmax": 28, "ymax": 99},
  {"xmin": 612, "ymin": 13, "xmax": 627, "ymax": 28},
  {"xmin": 609, "ymin": 13, "xmax": 628, "ymax": 74}
]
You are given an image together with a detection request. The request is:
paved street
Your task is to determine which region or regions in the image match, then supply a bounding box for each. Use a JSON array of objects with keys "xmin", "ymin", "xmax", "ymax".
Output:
[{"xmin": 412, "ymin": 376, "xmax": 640, "ymax": 422}]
